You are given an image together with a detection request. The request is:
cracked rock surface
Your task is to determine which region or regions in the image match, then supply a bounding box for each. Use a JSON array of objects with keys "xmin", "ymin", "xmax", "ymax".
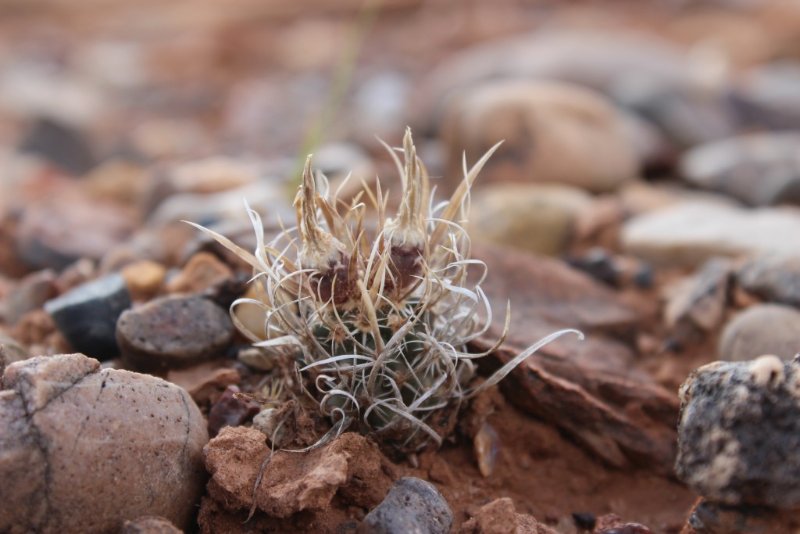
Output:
[
  {"xmin": 0, "ymin": 353, "xmax": 208, "ymax": 533},
  {"xmin": 675, "ymin": 355, "xmax": 800, "ymax": 508}
]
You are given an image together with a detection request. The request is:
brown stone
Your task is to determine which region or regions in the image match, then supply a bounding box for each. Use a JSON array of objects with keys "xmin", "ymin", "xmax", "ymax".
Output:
[
  {"xmin": 166, "ymin": 252, "xmax": 233, "ymax": 295},
  {"xmin": 460, "ymin": 497, "xmax": 557, "ymax": 534}
]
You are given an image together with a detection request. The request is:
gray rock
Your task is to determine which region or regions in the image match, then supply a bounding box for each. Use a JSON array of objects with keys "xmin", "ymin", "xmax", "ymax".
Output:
[
  {"xmin": 733, "ymin": 61, "xmax": 800, "ymax": 131},
  {"xmin": 18, "ymin": 117, "xmax": 96, "ymax": 176},
  {"xmin": 737, "ymin": 254, "xmax": 800, "ymax": 307},
  {"xmin": 116, "ymin": 295, "xmax": 233, "ymax": 370},
  {"xmin": 622, "ymin": 201, "xmax": 800, "ymax": 267},
  {"xmin": 676, "ymin": 355, "xmax": 800, "ymax": 508},
  {"xmin": 0, "ymin": 269, "xmax": 56, "ymax": 325},
  {"xmin": 0, "ymin": 353, "xmax": 208, "ymax": 532},
  {"xmin": 718, "ymin": 304, "xmax": 800, "ymax": 362},
  {"xmin": 664, "ymin": 258, "xmax": 732, "ymax": 342},
  {"xmin": 681, "ymin": 133, "xmax": 800, "ymax": 206},
  {"xmin": 44, "ymin": 273, "xmax": 131, "ymax": 360},
  {"xmin": 360, "ymin": 477, "xmax": 452, "ymax": 534}
]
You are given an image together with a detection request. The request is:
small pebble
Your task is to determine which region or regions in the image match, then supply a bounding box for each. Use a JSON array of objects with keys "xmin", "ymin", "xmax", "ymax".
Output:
[
  {"xmin": 718, "ymin": 304, "xmax": 800, "ymax": 362},
  {"xmin": 359, "ymin": 477, "xmax": 452, "ymax": 534},
  {"xmin": 116, "ymin": 295, "xmax": 233, "ymax": 370},
  {"xmin": 207, "ymin": 385, "xmax": 261, "ymax": 437},
  {"xmin": 122, "ymin": 260, "xmax": 167, "ymax": 300},
  {"xmin": 166, "ymin": 252, "xmax": 232, "ymax": 295},
  {"xmin": 44, "ymin": 273, "xmax": 131, "ymax": 360}
]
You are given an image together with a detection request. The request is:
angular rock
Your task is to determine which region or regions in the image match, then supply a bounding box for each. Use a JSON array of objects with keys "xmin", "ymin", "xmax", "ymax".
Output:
[
  {"xmin": 676, "ymin": 356, "xmax": 800, "ymax": 507},
  {"xmin": 206, "ymin": 385, "xmax": 260, "ymax": 437},
  {"xmin": 166, "ymin": 361, "xmax": 240, "ymax": 406},
  {"xmin": 737, "ymin": 253, "xmax": 800, "ymax": 307},
  {"xmin": 204, "ymin": 427, "xmax": 394, "ymax": 517},
  {"xmin": 468, "ymin": 184, "xmax": 592, "ymax": 256},
  {"xmin": 718, "ymin": 304, "xmax": 800, "ymax": 362},
  {"xmin": 681, "ymin": 133, "xmax": 800, "ymax": 206},
  {"xmin": 0, "ymin": 353, "xmax": 208, "ymax": 532},
  {"xmin": 460, "ymin": 497, "xmax": 557, "ymax": 534},
  {"xmin": 44, "ymin": 273, "xmax": 131, "ymax": 360},
  {"xmin": 622, "ymin": 201, "xmax": 800, "ymax": 267},
  {"xmin": 360, "ymin": 477, "xmax": 452, "ymax": 534},
  {"xmin": 121, "ymin": 516, "xmax": 182, "ymax": 534},
  {"xmin": 116, "ymin": 295, "xmax": 233, "ymax": 370},
  {"xmin": 664, "ymin": 258, "xmax": 732, "ymax": 342},
  {"xmin": 441, "ymin": 80, "xmax": 637, "ymax": 194},
  {"xmin": 593, "ymin": 514, "xmax": 653, "ymax": 533}
]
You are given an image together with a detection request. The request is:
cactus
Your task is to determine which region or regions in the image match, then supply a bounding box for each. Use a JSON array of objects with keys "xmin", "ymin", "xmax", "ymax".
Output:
[{"xmin": 190, "ymin": 128, "xmax": 581, "ymax": 455}]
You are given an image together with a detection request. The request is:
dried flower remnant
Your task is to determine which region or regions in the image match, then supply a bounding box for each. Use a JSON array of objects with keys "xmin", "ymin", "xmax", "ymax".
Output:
[{"xmin": 189, "ymin": 127, "xmax": 581, "ymax": 455}]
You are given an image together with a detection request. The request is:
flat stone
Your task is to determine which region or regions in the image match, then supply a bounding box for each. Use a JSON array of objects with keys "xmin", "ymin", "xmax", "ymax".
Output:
[
  {"xmin": 121, "ymin": 516, "xmax": 182, "ymax": 534},
  {"xmin": 44, "ymin": 273, "xmax": 131, "ymax": 360},
  {"xmin": 676, "ymin": 356, "xmax": 800, "ymax": 508},
  {"xmin": 664, "ymin": 258, "xmax": 732, "ymax": 342},
  {"xmin": 681, "ymin": 132, "xmax": 800, "ymax": 206},
  {"xmin": 165, "ymin": 252, "xmax": 232, "ymax": 295},
  {"xmin": 737, "ymin": 254, "xmax": 800, "ymax": 307},
  {"xmin": 622, "ymin": 201, "xmax": 800, "ymax": 267},
  {"xmin": 360, "ymin": 477, "xmax": 452, "ymax": 534},
  {"xmin": 718, "ymin": 304, "xmax": 800, "ymax": 362},
  {"xmin": 116, "ymin": 295, "xmax": 233, "ymax": 370},
  {"xmin": 0, "ymin": 353, "xmax": 208, "ymax": 532},
  {"xmin": 18, "ymin": 117, "xmax": 95, "ymax": 176}
]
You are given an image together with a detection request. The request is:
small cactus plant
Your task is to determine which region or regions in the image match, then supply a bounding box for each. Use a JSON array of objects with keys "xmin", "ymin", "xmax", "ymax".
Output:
[{"xmin": 191, "ymin": 128, "xmax": 580, "ymax": 455}]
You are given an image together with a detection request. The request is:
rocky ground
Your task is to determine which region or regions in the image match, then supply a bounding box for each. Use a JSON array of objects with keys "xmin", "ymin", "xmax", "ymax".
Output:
[{"xmin": 3, "ymin": 0, "xmax": 800, "ymax": 532}]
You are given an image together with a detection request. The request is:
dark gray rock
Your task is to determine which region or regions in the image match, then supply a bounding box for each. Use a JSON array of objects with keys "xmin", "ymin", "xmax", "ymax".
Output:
[
  {"xmin": 676, "ymin": 356, "xmax": 800, "ymax": 508},
  {"xmin": 359, "ymin": 477, "xmax": 452, "ymax": 534},
  {"xmin": 681, "ymin": 133, "xmax": 800, "ymax": 207},
  {"xmin": 116, "ymin": 295, "xmax": 233, "ymax": 371},
  {"xmin": 732, "ymin": 61, "xmax": 800, "ymax": 131},
  {"xmin": 18, "ymin": 117, "xmax": 96, "ymax": 176},
  {"xmin": 737, "ymin": 254, "xmax": 800, "ymax": 307},
  {"xmin": 718, "ymin": 304, "xmax": 800, "ymax": 362},
  {"xmin": 44, "ymin": 273, "xmax": 131, "ymax": 360}
]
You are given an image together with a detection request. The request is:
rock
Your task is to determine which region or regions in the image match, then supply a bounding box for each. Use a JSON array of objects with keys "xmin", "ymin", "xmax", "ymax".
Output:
[
  {"xmin": 166, "ymin": 252, "xmax": 233, "ymax": 295},
  {"xmin": 0, "ymin": 333, "xmax": 28, "ymax": 375},
  {"xmin": 16, "ymin": 197, "xmax": 133, "ymax": 270},
  {"xmin": 664, "ymin": 258, "xmax": 732, "ymax": 342},
  {"xmin": 204, "ymin": 427, "xmax": 394, "ymax": 517},
  {"xmin": 460, "ymin": 497, "xmax": 557, "ymax": 534},
  {"xmin": 84, "ymin": 160, "xmax": 150, "ymax": 205},
  {"xmin": 0, "ymin": 353, "xmax": 208, "ymax": 532},
  {"xmin": 680, "ymin": 133, "xmax": 800, "ymax": 206},
  {"xmin": 0, "ymin": 269, "xmax": 56, "ymax": 325},
  {"xmin": 675, "ymin": 355, "xmax": 800, "ymax": 507},
  {"xmin": 468, "ymin": 184, "xmax": 591, "ymax": 256},
  {"xmin": 622, "ymin": 201, "xmax": 800, "ymax": 267},
  {"xmin": 567, "ymin": 248, "xmax": 653, "ymax": 289},
  {"xmin": 44, "ymin": 273, "xmax": 131, "ymax": 360},
  {"xmin": 166, "ymin": 361, "xmax": 240, "ymax": 406},
  {"xmin": 116, "ymin": 295, "xmax": 233, "ymax": 370},
  {"xmin": 206, "ymin": 385, "xmax": 260, "ymax": 437},
  {"xmin": 592, "ymin": 514, "xmax": 653, "ymax": 533},
  {"xmin": 121, "ymin": 516, "xmax": 182, "ymax": 534},
  {"xmin": 415, "ymin": 30, "xmax": 695, "ymax": 130},
  {"xmin": 18, "ymin": 117, "xmax": 95, "ymax": 175},
  {"xmin": 682, "ymin": 498, "xmax": 800, "ymax": 534},
  {"xmin": 737, "ymin": 254, "xmax": 800, "ymax": 307},
  {"xmin": 122, "ymin": 260, "xmax": 167, "ymax": 300},
  {"xmin": 360, "ymin": 477, "xmax": 452, "ymax": 534},
  {"xmin": 718, "ymin": 304, "xmax": 800, "ymax": 362},
  {"xmin": 732, "ymin": 61, "xmax": 800, "ymax": 131},
  {"xmin": 441, "ymin": 80, "xmax": 638, "ymax": 194}
]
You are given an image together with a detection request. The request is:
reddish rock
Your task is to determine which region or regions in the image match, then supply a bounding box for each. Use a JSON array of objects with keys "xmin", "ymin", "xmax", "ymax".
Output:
[
  {"xmin": 166, "ymin": 252, "xmax": 233, "ymax": 295},
  {"xmin": 206, "ymin": 385, "xmax": 260, "ymax": 436},
  {"xmin": 121, "ymin": 516, "xmax": 182, "ymax": 534},
  {"xmin": 460, "ymin": 497, "xmax": 557, "ymax": 534}
]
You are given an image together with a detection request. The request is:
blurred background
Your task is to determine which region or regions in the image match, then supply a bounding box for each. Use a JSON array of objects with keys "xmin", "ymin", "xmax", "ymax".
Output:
[{"xmin": 3, "ymin": 0, "xmax": 800, "ymax": 293}]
